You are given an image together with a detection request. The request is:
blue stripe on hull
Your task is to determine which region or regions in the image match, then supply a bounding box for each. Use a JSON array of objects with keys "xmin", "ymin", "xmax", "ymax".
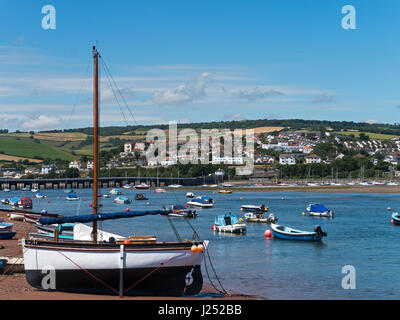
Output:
[
  {"xmin": 0, "ymin": 232, "xmax": 16, "ymax": 239},
  {"xmin": 272, "ymin": 230, "xmax": 322, "ymax": 242}
]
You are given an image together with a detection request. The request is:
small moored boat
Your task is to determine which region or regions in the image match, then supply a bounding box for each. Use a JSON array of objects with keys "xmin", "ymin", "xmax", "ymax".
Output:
[
  {"xmin": 66, "ymin": 193, "xmax": 80, "ymax": 201},
  {"xmin": 240, "ymin": 204, "xmax": 268, "ymax": 212},
  {"xmin": 306, "ymin": 203, "xmax": 334, "ymax": 218},
  {"xmin": 164, "ymin": 204, "xmax": 198, "ymax": 218},
  {"xmin": 35, "ymin": 193, "xmax": 47, "ymax": 199},
  {"xmin": 135, "ymin": 183, "xmax": 149, "ymax": 190},
  {"xmin": 187, "ymin": 196, "xmax": 214, "ymax": 208},
  {"xmin": 109, "ymin": 188, "xmax": 122, "ymax": 195},
  {"xmin": 244, "ymin": 212, "xmax": 277, "ymax": 223},
  {"xmin": 113, "ymin": 195, "xmax": 131, "ymax": 204},
  {"xmin": 135, "ymin": 193, "xmax": 148, "ymax": 201},
  {"xmin": 270, "ymin": 223, "xmax": 327, "ymax": 242},
  {"xmin": 391, "ymin": 212, "xmax": 400, "ymax": 225},
  {"xmin": 18, "ymin": 197, "xmax": 33, "ymax": 209},
  {"xmin": 213, "ymin": 213, "xmax": 246, "ymax": 234}
]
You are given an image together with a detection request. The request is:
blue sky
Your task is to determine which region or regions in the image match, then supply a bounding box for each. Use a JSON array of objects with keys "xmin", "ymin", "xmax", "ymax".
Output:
[{"xmin": 0, "ymin": 0, "xmax": 400, "ymax": 131}]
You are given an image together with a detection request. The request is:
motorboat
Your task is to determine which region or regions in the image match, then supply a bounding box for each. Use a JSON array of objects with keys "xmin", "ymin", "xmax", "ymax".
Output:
[
  {"xmin": 155, "ymin": 188, "xmax": 166, "ymax": 193},
  {"xmin": 244, "ymin": 212, "xmax": 277, "ymax": 223},
  {"xmin": 1, "ymin": 199, "xmax": 10, "ymax": 205},
  {"xmin": 123, "ymin": 184, "xmax": 133, "ymax": 189},
  {"xmin": 135, "ymin": 183, "xmax": 149, "ymax": 190},
  {"xmin": 64, "ymin": 188, "xmax": 74, "ymax": 193},
  {"xmin": 186, "ymin": 192, "xmax": 194, "ymax": 198},
  {"xmin": 66, "ymin": 193, "xmax": 80, "ymax": 201},
  {"xmin": 391, "ymin": 212, "xmax": 400, "ymax": 225},
  {"xmin": 212, "ymin": 213, "xmax": 246, "ymax": 234},
  {"xmin": 240, "ymin": 204, "xmax": 268, "ymax": 212},
  {"xmin": 306, "ymin": 203, "xmax": 334, "ymax": 218},
  {"xmin": 270, "ymin": 224, "xmax": 327, "ymax": 242},
  {"xmin": 135, "ymin": 193, "xmax": 148, "ymax": 201},
  {"xmin": 9, "ymin": 197, "xmax": 20, "ymax": 206},
  {"xmin": 36, "ymin": 192, "xmax": 47, "ymax": 199},
  {"xmin": 109, "ymin": 188, "xmax": 122, "ymax": 195},
  {"xmin": 218, "ymin": 189, "xmax": 232, "ymax": 194},
  {"xmin": 187, "ymin": 196, "xmax": 214, "ymax": 208},
  {"xmin": 168, "ymin": 184, "xmax": 183, "ymax": 188},
  {"xmin": 113, "ymin": 195, "xmax": 131, "ymax": 204},
  {"xmin": 164, "ymin": 204, "xmax": 198, "ymax": 218},
  {"xmin": 18, "ymin": 197, "xmax": 33, "ymax": 209}
]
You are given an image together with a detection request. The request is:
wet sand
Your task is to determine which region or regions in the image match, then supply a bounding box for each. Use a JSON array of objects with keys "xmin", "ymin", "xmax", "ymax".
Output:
[{"xmin": 0, "ymin": 211, "xmax": 260, "ymax": 300}]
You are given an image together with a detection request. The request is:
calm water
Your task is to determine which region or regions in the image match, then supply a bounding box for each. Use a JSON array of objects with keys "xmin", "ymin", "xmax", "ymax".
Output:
[{"xmin": 5, "ymin": 189, "xmax": 400, "ymax": 299}]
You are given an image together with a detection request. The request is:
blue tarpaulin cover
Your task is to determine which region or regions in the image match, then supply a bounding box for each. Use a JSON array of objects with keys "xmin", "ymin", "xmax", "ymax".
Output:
[
  {"xmin": 38, "ymin": 209, "xmax": 171, "ymax": 225},
  {"xmin": 310, "ymin": 204, "xmax": 328, "ymax": 212}
]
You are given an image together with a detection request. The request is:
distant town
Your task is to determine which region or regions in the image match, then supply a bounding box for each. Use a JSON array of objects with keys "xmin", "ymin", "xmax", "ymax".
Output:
[{"xmin": 1, "ymin": 118, "xmax": 400, "ymax": 184}]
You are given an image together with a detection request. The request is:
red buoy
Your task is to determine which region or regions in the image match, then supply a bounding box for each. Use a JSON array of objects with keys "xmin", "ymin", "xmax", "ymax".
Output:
[
  {"xmin": 89, "ymin": 203, "xmax": 92, "ymax": 207},
  {"xmin": 126, "ymin": 208, "xmax": 130, "ymax": 212},
  {"xmin": 211, "ymin": 225, "xmax": 215, "ymax": 230},
  {"xmin": 391, "ymin": 219, "xmax": 394, "ymax": 224},
  {"xmin": 265, "ymin": 229, "xmax": 272, "ymax": 238}
]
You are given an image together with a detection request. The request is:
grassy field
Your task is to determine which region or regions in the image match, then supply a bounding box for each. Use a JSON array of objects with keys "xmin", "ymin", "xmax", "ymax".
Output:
[
  {"xmin": 0, "ymin": 136, "xmax": 75, "ymax": 161},
  {"xmin": 335, "ymin": 130, "xmax": 399, "ymax": 140}
]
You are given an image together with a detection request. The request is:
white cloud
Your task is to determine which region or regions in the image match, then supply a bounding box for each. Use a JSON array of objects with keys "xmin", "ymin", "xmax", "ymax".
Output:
[
  {"xmin": 151, "ymin": 72, "xmax": 212, "ymax": 105},
  {"xmin": 312, "ymin": 94, "xmax": 334, "ymax": 104},
  {"xmin": 21, "ymin": 115, "xmax": 61, "ymax": 130},
  {"xmin": 235, "ymin": 88, "xmax": 285, "ymax": 102}
]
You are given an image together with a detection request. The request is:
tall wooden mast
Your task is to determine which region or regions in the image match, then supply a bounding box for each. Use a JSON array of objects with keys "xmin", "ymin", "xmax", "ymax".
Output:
[{"xmin": 92, "ymin": 46, "xmax": 99, "ymax": 243}]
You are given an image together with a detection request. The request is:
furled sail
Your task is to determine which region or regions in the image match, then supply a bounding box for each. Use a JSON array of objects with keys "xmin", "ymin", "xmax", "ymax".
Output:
[{"xmin": 38, "ymin": 209, "xmax": 171, "ymax": 225}]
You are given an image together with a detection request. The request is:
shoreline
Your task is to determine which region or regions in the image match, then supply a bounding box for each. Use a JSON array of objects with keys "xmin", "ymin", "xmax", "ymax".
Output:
[{"xmin": 179, "ymin": 185, "xmax": 400, "ymax": 193}]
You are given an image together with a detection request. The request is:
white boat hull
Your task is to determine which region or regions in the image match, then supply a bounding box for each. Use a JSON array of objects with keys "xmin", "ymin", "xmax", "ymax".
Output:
[
  {"xmin": 214, "ymin": 224, "xmax": 246, "ymax": 234},
  {"xmin": 22, "ymin": 239, "xmax": 208, "ymax": 296}
]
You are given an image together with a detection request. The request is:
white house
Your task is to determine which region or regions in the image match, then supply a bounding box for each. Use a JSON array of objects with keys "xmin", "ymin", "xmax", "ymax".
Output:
[
  {"xmin": 69, "ymin": 161, "xmax": 81, "ymax": 170},
  {"xmin": 305, "ymin": 154, "xmax": 322, "ymax": 164},
  {"xmin": 86, "ymin": 161, "xmax": 94, "ymax": 170},
  {"xmin": 41, "ymin": 164, "xmax": 56, "ymax": 175},
  {"xmin": 279, "ymin": 154, "xmax": 296, "ymax": 165}
]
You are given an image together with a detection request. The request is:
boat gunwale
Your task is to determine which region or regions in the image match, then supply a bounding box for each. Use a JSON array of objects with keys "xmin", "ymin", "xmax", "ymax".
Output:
[{"xmin": 23, "ymin": 239, "xmax": 205, "ymax": 252}]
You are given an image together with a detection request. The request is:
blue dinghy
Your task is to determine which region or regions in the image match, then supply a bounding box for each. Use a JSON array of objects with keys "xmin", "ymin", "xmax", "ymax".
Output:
[
  {"xmin": 391, "ymin": 212, "xmax": 400, "ymax": 225},
  {"xmin": 270, "ymin": 223, "xmax": 327, "ymax": 242}
]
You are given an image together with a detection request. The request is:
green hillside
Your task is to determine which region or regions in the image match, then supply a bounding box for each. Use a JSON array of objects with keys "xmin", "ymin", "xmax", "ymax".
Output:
[{"xmin": 0, "ymin": 136, "xmax": 75, "ymax": 161}]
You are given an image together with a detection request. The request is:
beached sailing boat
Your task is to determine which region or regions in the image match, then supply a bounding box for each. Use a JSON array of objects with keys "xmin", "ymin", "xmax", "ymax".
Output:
[{"xmin": 21, "ymin": 46, "xmax": 207, "ymax": 296}]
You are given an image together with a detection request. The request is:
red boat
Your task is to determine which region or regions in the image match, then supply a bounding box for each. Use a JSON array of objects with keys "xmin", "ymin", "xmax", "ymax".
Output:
[{"xmin": 18, "ymin": 197, "xmax": 33, "ymax": 209}]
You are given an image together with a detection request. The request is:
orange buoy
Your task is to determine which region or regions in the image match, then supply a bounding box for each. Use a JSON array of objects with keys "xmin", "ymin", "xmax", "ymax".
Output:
[
  {"xmin": 265, "ymin": 229, "xmax": 272, "ymax": 238},
  {"xmin": 191, "ymin": 245, "xmax": 198, "ymax": 253},
  {"xmin": 123, "ymin": 240, "xmax": 130, "ymax": 245},
  {"xmin": 197, "ymin": 244, "xmax": 204, "ymax": 252}
]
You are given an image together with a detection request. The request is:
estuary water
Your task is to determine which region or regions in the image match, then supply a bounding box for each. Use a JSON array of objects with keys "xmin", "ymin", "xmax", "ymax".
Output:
[{"xmin": 5, "ymin": 188, "xmax": 400, "ymax": 299}]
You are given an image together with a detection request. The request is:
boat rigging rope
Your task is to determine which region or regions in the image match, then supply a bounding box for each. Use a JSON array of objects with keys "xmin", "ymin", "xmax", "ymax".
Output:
[{"xmin": 100, "ymin": 56, "xmax": 138, "ymax": 126}]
